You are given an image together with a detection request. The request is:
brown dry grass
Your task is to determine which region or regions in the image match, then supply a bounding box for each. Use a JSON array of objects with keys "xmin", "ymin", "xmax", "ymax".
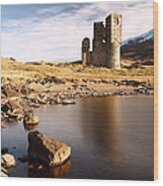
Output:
[{"xmin": 1, "ymin": 57, "xmax": 154, "ymax": 85}]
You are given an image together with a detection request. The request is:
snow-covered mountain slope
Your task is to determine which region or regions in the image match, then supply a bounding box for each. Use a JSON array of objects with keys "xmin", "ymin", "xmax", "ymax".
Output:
[
  {"xmin": 121, "ymin": 29, "xmax": 154, "ymax": 62},
  {"xmin": 121, "ymin": 29, "xmax": 154, "ymax": 46}
]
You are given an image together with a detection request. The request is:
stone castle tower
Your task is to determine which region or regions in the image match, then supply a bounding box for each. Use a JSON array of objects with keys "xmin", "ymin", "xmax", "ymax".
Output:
[
  {"xmin": 81, "ymin": 37, "xmax": 90, "ymax": 66},
  {"xmin": 81, "ymin": 13, "xmax": 122, "ymax": 69}
]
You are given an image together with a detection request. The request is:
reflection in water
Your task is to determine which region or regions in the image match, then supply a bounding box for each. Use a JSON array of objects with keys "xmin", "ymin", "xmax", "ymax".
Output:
[
  {"xmin": 79, "ymin": 97, "xmax": 123, "ymax": 167},
  {"xmin": 1, "ymin": 96, "xmax": 154, "ymax": 180},
  {"xmin": 3, "ymin": 120, "xmax": 19, "ymax": 126},
  {"xmin": 23, "ymin": 123, "xmax": 38, "ymax": 131},
  {"xmin": 28, "ymin": 160, "xmax": 71, "ymax": 178}
]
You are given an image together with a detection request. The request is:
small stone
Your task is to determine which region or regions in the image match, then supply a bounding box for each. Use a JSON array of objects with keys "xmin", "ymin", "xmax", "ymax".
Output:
[
  {"xmin": 61, "ymin": 99, "xmax": 76, "ymax": 105},
  {"xmin": 1, "ymin": 154, "xmax": 16, "ymax": 168},
  {"xmin": 1, "ymin": 167, "xmax": 8, "ymax": 177},
  {"xmin": 55, "ymin": 97, "xmax": 62, "ymax": 104},
  {"xmin": 1, "ymin": 124, "xmax": 6, "ymax": 129},
  {"xmin": 1, "ymin": 172, "xmax": 8, "ymax": 177},
  {"xmin": 23, "ymin": 113, "xmax": 39, "ymax": 126}
]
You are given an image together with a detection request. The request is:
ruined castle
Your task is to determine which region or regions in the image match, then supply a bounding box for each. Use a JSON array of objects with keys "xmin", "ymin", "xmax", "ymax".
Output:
[{"xmin": 81, "ymin": 13, "xmax": 122, "ymax": 69}]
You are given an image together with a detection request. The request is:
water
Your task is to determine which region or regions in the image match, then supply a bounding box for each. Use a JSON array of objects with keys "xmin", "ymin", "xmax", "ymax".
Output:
[{"xmin": 1, "ymin": 96, "xmax": 154, "ymax": 180}]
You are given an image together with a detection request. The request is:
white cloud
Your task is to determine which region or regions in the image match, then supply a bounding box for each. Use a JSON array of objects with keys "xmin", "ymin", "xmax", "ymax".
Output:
[{"xmin": 1, "ymin": 1, "xmax": 153, "ymax": 62}]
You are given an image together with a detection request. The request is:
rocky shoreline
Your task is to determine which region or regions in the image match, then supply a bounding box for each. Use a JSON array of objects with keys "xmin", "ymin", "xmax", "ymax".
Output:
[
  {"xmin": 1, "ymin": 130, "xmax": 71, "ymax": 177},
  {"xmin": 1, "ymin": 77, "xmax": 154, "ymax": 177},
  {"xmin": 1, "ymin": 77, "xmax": 154, "ymax": 125}
]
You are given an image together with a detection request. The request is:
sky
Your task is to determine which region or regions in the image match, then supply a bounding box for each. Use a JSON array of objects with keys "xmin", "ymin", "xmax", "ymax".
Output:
[{"xmin": 1, "ymin": 1, "xmax": 154, "ymax": 62}]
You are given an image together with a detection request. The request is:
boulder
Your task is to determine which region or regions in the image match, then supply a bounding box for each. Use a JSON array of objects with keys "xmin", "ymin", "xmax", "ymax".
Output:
[
  {"xmin": 2, "ymin": 83, "xmax": 20, "ymax": 97},
  {"xmin": 1, "ymin": 124, "xmax": 6, "ymax": 129},
  {"xmin": 61, "ymin": 99, "xmax": 76, "ymax": 105},
  {"xmin": 55, "ymin": 97, "xmax": 62, "ymax": 104},
  {"xmin": 28, "ymin": 83, "xmax": 46, "ymax": 92},
  {"xmin": 1, "ymin": 98, "xmax": 24, "ymax": 116},
  {"xmin": 28, "ymin": 131, "xmax": 71, "ymax": 166},
  {"xmin": 1, "ymin": 167, "xmax": 8, "ymax": 177},
  {"xmin": 37, "ymin": 94, "xmax": 47, "ymax": 104},
  {"xmin": 6, "ymin": 111, "xmax": 18, "ymax": 118},
  {"xmin": 27, "ymin": 94, "xmax": 39, "ymax": 104},
  {"xmin": 23, "ymin": 113, "xmax": 39, "ymax": 126},
  {"xmin": 21, "ymin": 84, "xmax": 30, "ymax": 95},
  {"xmin": 28, "ymin": 102, "xmax": 40, "ymax": 108},
  {"xmin": 1, "ymin": 93, "xmax": 6, "ymax": 99},
  {"xmin": 1, "ymin": 154, "xmax": 16, "ymax": 168},
  {"xmin": 2, "ymin": 86, "xmax": 12, "ymax": 97},
  {"xmin": 8, "ymin": 98, "xmax": 21, "ymax": 110}
]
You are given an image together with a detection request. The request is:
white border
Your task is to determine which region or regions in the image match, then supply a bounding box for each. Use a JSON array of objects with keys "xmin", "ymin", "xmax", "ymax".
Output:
[
  {"xmin": 0, "ymin": 0, "xmax": 154, "ymax": 5},
  {"xmin": 0, "ymin": 0, "xmax": 162, "ymax": 186}
]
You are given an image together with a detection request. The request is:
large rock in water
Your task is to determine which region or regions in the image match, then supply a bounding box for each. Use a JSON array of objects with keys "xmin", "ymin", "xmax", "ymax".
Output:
[{"xmin": 28, "ymin": 131, "xmax": 71, "ymax": 166}]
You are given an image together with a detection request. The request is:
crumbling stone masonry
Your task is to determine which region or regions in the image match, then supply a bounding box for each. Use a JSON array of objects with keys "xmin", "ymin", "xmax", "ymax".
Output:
[{"xmin": 81, "ymin": 13, "xmax": 122, "ymax": 69}]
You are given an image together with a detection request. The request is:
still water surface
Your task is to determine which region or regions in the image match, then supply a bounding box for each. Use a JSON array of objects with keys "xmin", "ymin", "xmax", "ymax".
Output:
[{"xmin": 1, "ymin": 96, "xmax": 154, "ymax": 180}]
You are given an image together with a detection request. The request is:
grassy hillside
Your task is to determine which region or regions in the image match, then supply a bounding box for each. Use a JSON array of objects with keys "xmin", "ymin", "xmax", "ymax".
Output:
[{"xmin": 1, "ymin": 57, "xmax": 154, "ymax": 85}]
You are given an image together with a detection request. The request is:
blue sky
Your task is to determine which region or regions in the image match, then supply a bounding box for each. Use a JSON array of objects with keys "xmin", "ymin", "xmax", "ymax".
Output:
[{"xmin": 1, "ymin": 1, "xmax": 153, "ymax": 62}]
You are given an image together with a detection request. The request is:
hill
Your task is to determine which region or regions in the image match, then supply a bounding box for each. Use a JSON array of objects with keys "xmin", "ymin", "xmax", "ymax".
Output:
[
  {"xmin": 121, "ymin": 30, "xmax": 154, "ymax": 64},
  {"xmin": 1, "ymin": 57, "xmax": 154, "ymax": 86}
]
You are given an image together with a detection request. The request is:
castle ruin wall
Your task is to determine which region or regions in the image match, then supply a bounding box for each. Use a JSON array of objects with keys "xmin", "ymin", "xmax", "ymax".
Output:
[{"xmin": 81, "ymin": 13, "xmax": 122, "ymax": 69}]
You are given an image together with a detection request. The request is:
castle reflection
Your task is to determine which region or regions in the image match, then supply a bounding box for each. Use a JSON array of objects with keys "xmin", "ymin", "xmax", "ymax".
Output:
[
  {"xmin": 28, "ymin": 159, "xmax": 71, "ymax": 178},
  {"xmin": 79, "ymin": 96, "xmax": 124, "ymax": 167}
]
